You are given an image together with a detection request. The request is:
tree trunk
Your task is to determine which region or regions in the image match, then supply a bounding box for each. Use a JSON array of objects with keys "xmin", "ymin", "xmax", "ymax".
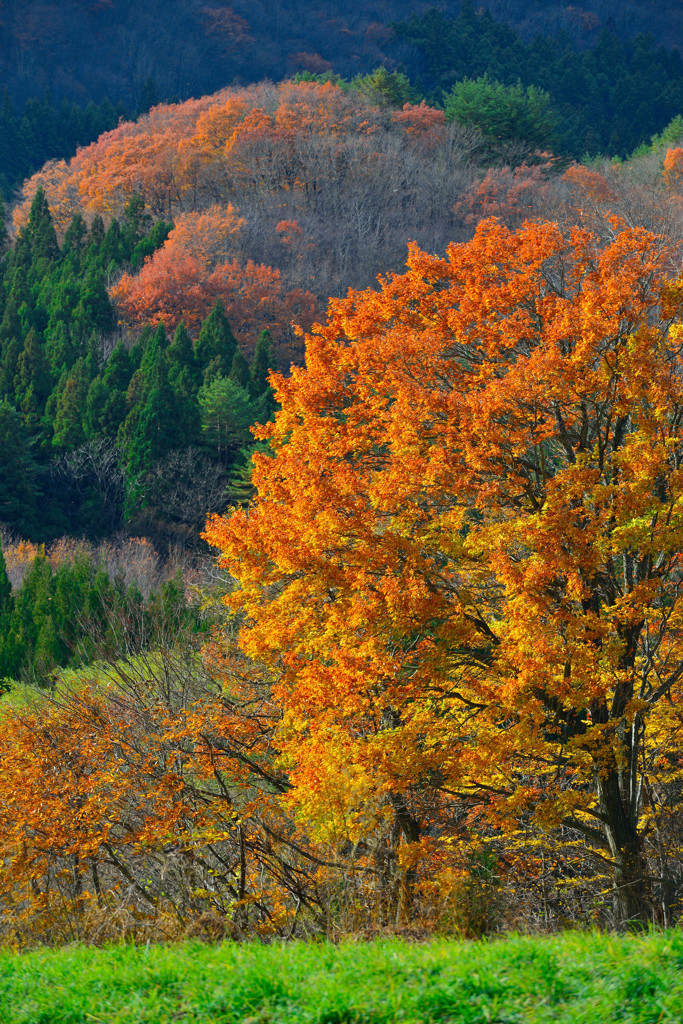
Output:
[{"xmin": 597, "ymin": 769, "xmax": 651, "ymax": 928}]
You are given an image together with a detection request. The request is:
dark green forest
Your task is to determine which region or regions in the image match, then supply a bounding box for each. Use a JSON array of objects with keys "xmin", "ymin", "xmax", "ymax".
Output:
[
  {"xmin": 394, "ymin": 2, "xmax": 683, "ymax": 157},
  {"xmin": 0, "ymin": 187, "xmax": 274, "ymax": 546},
  {"xmin": 0, "ymin": 186, "xmax": 275, "ymax": 684},
  {"xmin": 0, "ymin": 84, "xmax": 164, "ymax": 199}
]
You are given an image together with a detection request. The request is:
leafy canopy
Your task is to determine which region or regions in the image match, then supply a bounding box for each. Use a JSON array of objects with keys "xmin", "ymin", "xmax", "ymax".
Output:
[{"xmin": 206, "ymin": 217, "xmax": 683, "ymax": 925}]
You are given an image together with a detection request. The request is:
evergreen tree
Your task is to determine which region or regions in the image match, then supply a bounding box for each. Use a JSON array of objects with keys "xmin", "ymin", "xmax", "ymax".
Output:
[
  {"xmin": 84, "ymin": 376, "xmax": 126, "ymax": 439},
  {"xmin": 100, "ymin": 218, "xmax": 126, "ymax": 265},
  {"xmin": 52, "ymin": 357, "xmax": 90, "ymax": 448},
  {"xmin": 122, "ymin": 193, "xmax": 151, "ymax": 252},
  {"xmin": 85, "ymin": 214, "xmax": 105, "ymax": 261},
  {"xmin": 102, "ymin": 342, "xmax": 133, "ymax": 390},
  {"xmin": 15, "ymin": 328, "xmax": 52, "ymax": 428},
  {"xmin": 120, "ymin": 349, "xmax": 187, "ymax": 477},
  {"xmin": 229, "ymin": 346, "xmax": 251, "ymax": 391},
  {"xmin": 0, "ymin": 401, "xmax": 38, "ymax": 535},
  {"xmin": 62, "ymin": 212, "xmax": 87, "ymax": 258},
  {"xmin": 250, "ymin": 328, "xmax": 275, "ymax": 397},
  {"xmin": 0, "ymin": 543, "xmax": 11, "ymax": 610},
  {"xmin": 25, "ymin": 186, "xmax": 59, "ymax": 263},
  {"xmin": 139, "ymin": 76, "xmax": 160, "ymax": 114},
  {"xmin": 44, "ymin": 321, "xmax": 75, "ymax": 377},
  {"xmin": 168, "ymin": 320, "xmax": 201, "ymax": 396},
  {"xmin": 198, "ymin": 375, "xmax": 255, "ymax": 467},
  {"xmin": 130, "ymin": 219, "xmax": 172, "ymax": 269},
  {"xmin": 194, "ymin": 299, "xmax": 238, "ymax": 382}
]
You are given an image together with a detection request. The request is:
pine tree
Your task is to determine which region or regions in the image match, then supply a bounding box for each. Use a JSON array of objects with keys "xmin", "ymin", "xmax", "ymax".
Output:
[
  {"xmin": 63, "ymin": 213, "xmax": 87, "ymax": 257},
  {"xmin": 0, "ymin": 543, "xmax": 12, "ymax": 609},
  {"xmin": 52, "ymin": 357, "xmax": 91, "ymax": 448},
  {"xmin": 102, "ymin": 342, "xmax": 132, "ymax": 391},
  {"xmin": 15, "ymin": 328, "xmax": 53, "ymax": 422},
  {"xmin": 101, "ymin": 218, "xmax": 126, "ymax": 265},
  {"xmin": 0, "ymin": 401, "xmax": 38, "ymax": 535},
  {"xmin": 229, "ymin": 346, "xmax": 251, "ymax": 390},
  {"xmin": 45, "ymin": 321, "xmax": 75, "ymax": 377},
  {"xmin": 120, "ymin": 349, "xmax": 187, "ymax": 477},
  {"xmin": 122, "ymin": 192, "xmax": 151, "ymax": 253},
  {"xmin": 168, "ymin": 320, "xmax": 201, "ymax": 397},
  {"xmin": 85, "ymin": 214, "xmax": 105, "ymax": 261},
  {"xmin": 25, "ymin": 186, "xmax": 59, "ymax": 263},
  {"xmin": 194, "ymin": 299, "xmax": 238, "ymax": 382},
  {"xmin": 250, "ymin": 328, "xmax": 275, "ymax": 397},
  {"xmin": 84, "ymin": 377, "xmax": 126, "ymax": 439},
  {"xmin": 198, "ymin": 375, "xmax": 255, "ymax": 467}
]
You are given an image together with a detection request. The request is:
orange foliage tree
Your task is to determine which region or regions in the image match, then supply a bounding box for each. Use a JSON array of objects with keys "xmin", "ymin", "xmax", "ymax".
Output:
[
  {"xmin": 205, "ymin": 217, "xmax": 683, "ymax": 928},
  {"xmin": 456, "ymin": 161, "xmax": 554, "ymax": 227},
  {"xmin": 14, "ymin": 82, "xmax": 381, "ymax": 229},
  {"xmin": 0, "ymin": 642, "xmax": 320, "ymax": 945},
  {"xmin": 111, "ymin": 205, "xmax": 316, "ymax": 355},
  {"xmin": 664, "ymin": 147, "xmax": 683, "ymax": 190},
  {"xmin": 391, "ymin": 101, "xmax": 446, "ymax": 144}
]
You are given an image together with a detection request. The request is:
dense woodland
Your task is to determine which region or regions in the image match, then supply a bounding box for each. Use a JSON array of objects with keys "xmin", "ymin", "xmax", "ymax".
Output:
[
  {"xmin": 4, "ymin": 0, "xmax": 683, "ymax": 184},
  {"xmin": 3, "ymin": 0, "xmax": 683, "ymax": 951},
  {"xmin": 1, "ymin": 0, "xmax": 683, "ymax": 109}
]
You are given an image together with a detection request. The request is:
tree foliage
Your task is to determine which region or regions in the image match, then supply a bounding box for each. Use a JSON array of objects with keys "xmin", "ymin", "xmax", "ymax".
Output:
[{"xmin": 205, "ymin": 217, "xmax": 683, "ymax": 927}]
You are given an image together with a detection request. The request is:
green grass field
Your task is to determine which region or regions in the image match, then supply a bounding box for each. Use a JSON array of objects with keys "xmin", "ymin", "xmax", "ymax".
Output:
[{"xmin": 1, "ymin": 930, "xmax": 681, "ymax": 1024}]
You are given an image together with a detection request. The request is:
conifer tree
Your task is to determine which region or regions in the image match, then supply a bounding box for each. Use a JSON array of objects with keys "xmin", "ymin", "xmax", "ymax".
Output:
[
  {"xmin": 249, "ymin": 328, "xmax": 275, "ymax": 395},
  {"xmin": 62, "ymin": 213, "xmax": 87, "ymax": 257},
  {"xmin": 194, "ymin": 299, "xmax": 238, "ymax": 382},
  {"xmin": 0, "ymin": 400, "xmax": 38, "ymax": 536},
  {"xmin": 84, "ymin": 377, "xmax": 126, "ymax": 439},
  {"xmin": 0, "ymin": 544, "xmax": 11, "ymax": 610},
  {"xmin": 25, "ymin": 186, "xmax": 59, "ymax": 263},
  {"xmin": 168, "ymin": 321, "xmax": 200, "ymax": 397},
  {"xmin": 120, "ymin": 349, "xmax": 187, "ymax": 477},
  {"xmin": 102, "ymin": 342, "xmax": 132, "ymax": 391},
  {"xmin": 45, "ymin": 321, "xmax": 74, "ymax": 377},
  {"xmin": 15, "ymin": 328, "xmax": 52, "ymax": 426},
  {"xmin": 198, "ymin": 375, "xmax": 254, "ymax": 467},
  {"xmin": 52, "ymin": 357, "xmax": 90, "ymax": 448},
  {"xmin": 229, "ymin": 347, "xmax": 251, "ymax": 391},
  {"xmin": 85, "ymin": 214, "xmax": 105, "ymax": 260}
]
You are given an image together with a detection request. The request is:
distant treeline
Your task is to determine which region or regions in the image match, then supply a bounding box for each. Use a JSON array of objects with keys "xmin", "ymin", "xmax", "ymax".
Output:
[
  {"xmin": 1, "ymin": 0, "xmax": 683, "ymax": 198},
  {"xmin": 394, "ymin": 1, "xmax": 683, "ymax": 157}
]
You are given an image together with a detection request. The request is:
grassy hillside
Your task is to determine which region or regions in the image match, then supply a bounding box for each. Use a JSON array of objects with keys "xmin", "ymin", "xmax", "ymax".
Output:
[{"xmin": 2, "ymin": 931, "xmax": 683, "ymax": 1023}]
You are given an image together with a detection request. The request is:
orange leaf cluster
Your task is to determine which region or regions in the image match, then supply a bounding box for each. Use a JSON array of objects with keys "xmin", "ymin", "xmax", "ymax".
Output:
[
  {"xmin": 664, "ymin": 147, "xmax": 683, "ymax": 189},
  {"xmin": 391, "ymin": 101, "xmax": 446, "ymax": 143}
]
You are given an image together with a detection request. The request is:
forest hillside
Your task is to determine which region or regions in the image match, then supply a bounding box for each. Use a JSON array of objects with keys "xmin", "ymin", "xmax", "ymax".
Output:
[
  {"xmin": 2, "ymin": 0, "xmax": 682, "ymax": 107},
  {"xmin": 3, "ymin": 0, "xmax": 683, "ymax": 955}
]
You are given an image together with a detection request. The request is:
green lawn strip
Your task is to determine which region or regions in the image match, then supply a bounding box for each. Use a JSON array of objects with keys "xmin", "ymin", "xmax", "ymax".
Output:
[{"xmin": 1, "ymin": 931, "xmax": 682, "ymax": 1024}]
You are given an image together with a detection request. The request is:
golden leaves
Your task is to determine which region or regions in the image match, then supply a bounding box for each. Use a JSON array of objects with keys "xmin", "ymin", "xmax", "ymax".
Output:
[{"xmin": 203, "ymin": 216, "xmax": 683, "ymax": 902}]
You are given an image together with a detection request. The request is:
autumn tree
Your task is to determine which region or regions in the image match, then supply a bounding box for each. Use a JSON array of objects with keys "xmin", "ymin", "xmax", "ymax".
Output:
[{"xmin": 205, "ymin": 217, "xmax": 683, "ymax": 928}]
